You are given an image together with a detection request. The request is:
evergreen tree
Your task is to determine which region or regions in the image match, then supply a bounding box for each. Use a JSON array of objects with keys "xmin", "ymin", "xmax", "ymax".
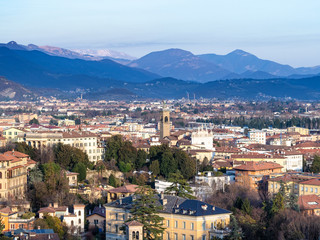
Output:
[
  {"xmin": 165, "ymin": 172, "xmax": 195, "ymax": 199},
  {"xmin": 228, "ymin": 215, "xmax": 243, "ymax": 240},
  {"xmin": 149, "ymin": 160, "xmax": 160, "ymax": 176},
  {"xmin": 129, "ymin": 185, "xmax": 165, "ymax": 240},
  {"xmin": 310, "ymin": 155, "xmax": 320, "ymax": 173}
]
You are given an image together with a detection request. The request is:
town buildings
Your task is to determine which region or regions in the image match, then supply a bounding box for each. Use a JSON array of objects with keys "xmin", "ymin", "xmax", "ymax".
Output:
[{"xmin": 105, "ymin": 194, "xmax": 232, "ymax": 240}]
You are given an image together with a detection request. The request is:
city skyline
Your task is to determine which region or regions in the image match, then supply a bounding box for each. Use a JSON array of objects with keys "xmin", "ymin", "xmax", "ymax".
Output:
[{"xmin": 1, "ymin": 0, "xmax": 320, "ymax": 67}]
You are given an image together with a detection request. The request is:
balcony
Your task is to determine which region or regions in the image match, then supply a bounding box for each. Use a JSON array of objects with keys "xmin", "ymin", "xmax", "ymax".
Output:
[{"xmin": 209, "ymin": 228, "xmax": 231, "ymax": 239}]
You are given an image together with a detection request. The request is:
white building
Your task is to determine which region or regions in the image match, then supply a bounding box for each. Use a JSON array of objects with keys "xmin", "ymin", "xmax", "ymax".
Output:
[
  {"xmin": 154, "ymin": 179, "xmax": 174, "ymax": 194},
  {"xmin": 63, "ymin": 204, "xmax": 85, "ymax": 234},
  {"xmin": 191, "ymin": 127, "xmax": 214, "ymax": 150},
  {"xmin": 17, "ymin": 131, "xmax": 104, "ymax": 162},
  {"xmin": 248, "ymin": 130, "xmax": 266, "ymax": 145},
  {"xmin": 282, "ymin": 152, "xmax": 303, "ymax": 172}
]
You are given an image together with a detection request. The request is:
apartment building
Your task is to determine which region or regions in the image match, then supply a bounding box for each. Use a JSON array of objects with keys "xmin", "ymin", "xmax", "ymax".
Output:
[
  {"xmin": 234, "ymin": 161, "xmax": 283, "ymax": 191},
  {"xmin": 0, "ymin": 150, "xmax": 31, "ymax": 200},
  {"xmin": 105, "ymin": 194, "xmax": 232, "ymax": 240},
  {"xmin": 248, "ymin": 130, "xmax": 266, "ymax": 145},
  {"xmin": 17, "ymin": 131, "xmax": 104, "ymax": 162}
]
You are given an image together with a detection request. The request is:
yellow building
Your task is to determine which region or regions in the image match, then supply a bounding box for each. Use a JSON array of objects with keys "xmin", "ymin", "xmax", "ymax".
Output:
[
  {"xmin": 2, "ymin": 127, "xmax": 27, "ymax": 142},
  {"xmin": 0, "ymin": 150, "xmax": 32, "ymax": 200},
  {"xmin": 287, "ymin": 126, "xmax": 310, "ymax": 135},
  {"xmin": 267, "ymin": 174, "xmax": 320, "ymax": 197},
  {"xmin": 105, "ymin": 194, "xmax": 232, "ymax": 240},
  {"xmin": 231, "ymin": 153, "xmax": 286, "ymax": 172}
]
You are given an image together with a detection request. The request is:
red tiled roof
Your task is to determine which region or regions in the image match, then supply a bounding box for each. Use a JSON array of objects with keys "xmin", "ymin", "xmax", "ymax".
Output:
[
  {"xmin": 108, "ymin": 184, "xmax": 139, "ymax": 194},
  {"xmin": 298, "ymin": 195, "xmax": 320, "ymax": 211},
  {"xmin": 300, "ymin": 178, "xmax": 320, "ymax": 186},
  {"xmin": 234, "ymin": 161, "xmax": 283, "ymax": 171}
]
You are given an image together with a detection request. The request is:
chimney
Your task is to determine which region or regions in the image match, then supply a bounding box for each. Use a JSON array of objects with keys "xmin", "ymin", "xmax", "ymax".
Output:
[
  {"xmin": 38, "ymin": 226, "xmax": 41, "ymax": 230},
  {"xmin": 99, "ymin": 204, "xmax": 101, "ymax": 208}
]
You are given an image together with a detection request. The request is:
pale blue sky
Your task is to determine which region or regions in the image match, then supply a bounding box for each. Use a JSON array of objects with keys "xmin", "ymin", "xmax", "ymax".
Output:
[{"xmin": 0, "ymin": 0, "xmax": 319, "ymax": 67}]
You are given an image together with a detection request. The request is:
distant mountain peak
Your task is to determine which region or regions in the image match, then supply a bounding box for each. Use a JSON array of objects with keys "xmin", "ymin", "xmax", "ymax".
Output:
[
  {"xmin": 228, "ymin": 49, "xmax": 253, "ymax": 57},
  {"xmin": 7, "ymin": 41, "xmax": 18, "ymax": 46}
]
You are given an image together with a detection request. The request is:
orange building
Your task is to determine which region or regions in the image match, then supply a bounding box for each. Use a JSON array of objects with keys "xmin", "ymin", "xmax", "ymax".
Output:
[
  {"xmin": 234, "ymin": 161, "xmax": 283, "ymax": 191},
  {"xmin": 298, "ymin": 195, "xmax": 320, "ymax": 216}
]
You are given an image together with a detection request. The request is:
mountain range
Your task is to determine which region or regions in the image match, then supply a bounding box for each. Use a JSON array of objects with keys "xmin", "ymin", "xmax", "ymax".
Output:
[{"xmin": 1, "ymin": 41, "xmax": 320, "ymax": 100}]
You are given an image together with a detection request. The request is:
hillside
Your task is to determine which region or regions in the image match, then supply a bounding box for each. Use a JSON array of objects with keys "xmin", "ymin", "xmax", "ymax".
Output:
[
  {"xmin": 0, "ymin": 47, "xmax": 159, "ymax": 89},
  {"xmin": 0, "ymin": 76, "xmax": 35, "ymax": 100},
  {"xmin": 129, "ymin": 49, "xmax": 231, "ymax": 83}
]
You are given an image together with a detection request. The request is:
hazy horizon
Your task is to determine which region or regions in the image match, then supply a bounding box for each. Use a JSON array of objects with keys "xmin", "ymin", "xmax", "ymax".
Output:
[{"xmin": 1, "ymin": 0, "xmax": 319, "ymax": 67}]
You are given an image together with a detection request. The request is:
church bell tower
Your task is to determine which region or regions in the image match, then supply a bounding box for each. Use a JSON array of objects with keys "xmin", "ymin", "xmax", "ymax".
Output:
[{"xmin": 160, "ymin": 103, "xmax": 170, "ymax": 139}]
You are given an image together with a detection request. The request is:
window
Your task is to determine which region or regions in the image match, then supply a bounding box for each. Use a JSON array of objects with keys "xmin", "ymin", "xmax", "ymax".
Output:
[
  {"xmin": 78, "ymin": 211, "xmax": 81, "ymax": 216},
  {"xmin": 190, "ymin": 236, "xmax": 194, "ymax": 240},
  {"xmin": 174, "ymin": 233, "xmax": 178, "ymax": 240},
  {"xmin": 115, "ymin": 225, "xmax": 119, "ymax": 233},
  {"xmin": 167, "ymin": 232, "xmax": 170, "ymax": 240},
  {"xmin": 306, "ymin": 187, "xmax": 308, "ymax": 192},
  {"xmin": 301, "ymin": 186, "xmax": 304, "ymax": 191},
  {"xmin": 202, "ymin": 221, "xmax": 206, "ymax": 230},
  {"xmin": 182, "ymin": 234, "xmax": 186, "ymax": 240},
  {"xmin": 0, "ymin": 172, "xmax": 2, "ymax": 179},
  {"xmin": 174, "ymin": 221, "xmax": 178, "ymax": 228},
  {"xmin": 123, "ymin": 214, "xmax": 125, "ymax": 221},
  {"xmin": 115, "ymin": 213, "xmax": 118, "ymax": 220},
  {"xmin": 271, "ymin": 184, "xmax": 273, "ymax": 188},
  {"xmin": 316, "ymin": 188, "xmax": 318, "ymax": 193},
  {"xmin": 202, "ymin": 235, "xmax": 206, "ymax": 240},
  {"xmin": 79, "ymin": 219, "xmax": 81, "ymax": 224},
  {"xmin": 71, "ymin": 221, "xmax": 74, "ymax": 226},
  {"xmin": 183, "ymin": 221, "xmax": 186, "ymax": 229},
  {"xmin": 94, "ymin": 219, "xmax": 99, "ymax": 224},
  {"xmin": 311, "ymin": 187, "xmax": 314, "ymax": 193},
  {"xmin": 191, "ymin": 222, "xmax": 194, "ymax": 230},
  {"xmin": 167, "ymin": 220, "xmax": 170, "ymax": 227}
]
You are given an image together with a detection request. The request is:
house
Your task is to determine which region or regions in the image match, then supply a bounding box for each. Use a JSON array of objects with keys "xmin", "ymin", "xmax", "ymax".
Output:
[
  {"xmin": 38, "ymin": 203, "xmax": 85, "ymax": 234},
  {"xmin": 234, "ymin": 161, "xmax": 283, "ymax": 191},
  {"xmin": 298, "ymin": 194, "xmax": 320, "ymax": 216},
  {"xmin": 106, "ymin": 184, "xmax": 139, "ymax": 203},
  {"xmin": 65, "ymin": 171, "xmax": 79, "ymax": 187},
  {"xmin": 87, "ymin": 205, "xmax": 106, "ymax": 232},
  {"xmin": 0, "ymin": 150, "xmax": 32, "ymax": 200},
  {"xmin": 0, "ymin": 207, "xmax": 35, "ymax": 232},
  {"xmin": 105, "ymin": 194, "xmax": 232, "ymax": 240}
]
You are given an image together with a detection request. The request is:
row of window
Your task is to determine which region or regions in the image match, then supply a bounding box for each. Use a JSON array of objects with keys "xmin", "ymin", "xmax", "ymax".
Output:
[
  {"xmin": 301, "ymin": 186, "xmax": 319, "ymax": 193},
  {"xmin": 167, "ymin": 233, "xmax": 206, "ymax": 240}
]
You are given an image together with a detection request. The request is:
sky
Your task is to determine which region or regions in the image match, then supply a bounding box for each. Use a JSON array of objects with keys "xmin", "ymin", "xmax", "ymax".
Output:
[{"xmin": 0, "ymin": 0, "xmax": 320, "ymax": 67}]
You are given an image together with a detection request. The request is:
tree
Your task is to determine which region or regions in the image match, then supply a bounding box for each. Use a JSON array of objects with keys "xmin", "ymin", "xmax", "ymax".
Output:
[
  {"xmin": 160, "ymin": 151, "xmax": 176, "ymax": 178},
  {"xmin": 270, "ymin": 191, "xmax": 285, "ymax": 216},
  {"xmin": 310, "ymin": 155, "xmax": 320, "ymax": 173},
  {"xmin": 0, "ymin": 216, "xmax": 5, "ymax": 234},
  {"xmin": 149, "ymin": 160, "xmax": 160, "ymax": 176},
  {"xmin": 29, "ymin": 117, "xmax": 39, "ymax": 125},
  {"xmin": 129, "ymin": 186, "xmax": 165, "ymax": 240},
  {"xmin": 49, "ymin": 119, "xmax": 58, "ymax": 126},
  {"xmin": 108, "ymin": 174, "xmax": 118, "ymax": 187},
  {"xmin": 228, "ymin": 215, "xmax": 243, "ymax": 240},
  {"xmin": 72, "ymin": 162, "xmax": 87, "ymax": 181},
  {"xmin": 241, "ymin": 198, "xmax": 252, "ymax": 215},
  {"xmin": 136, "ymin": 149, "xmax": 147, "ymax": 170},
  {"xmin": 165, "ymin": 172, "xmax": 195, "ymax": 199}
]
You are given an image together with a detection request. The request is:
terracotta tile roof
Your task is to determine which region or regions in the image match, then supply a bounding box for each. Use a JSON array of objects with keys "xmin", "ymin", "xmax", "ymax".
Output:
[
  {"xmin": 4, "ymin": 150, "xmax": 29, "ymax": 158},
  {"xmin": 298, "ymin": 195, "xmax": 320, "ymax": 211},
  {"xmin": 125, "ymin": 220, "xmax": 143, "ymax": 227},
  {"xmin": 38, "ymin": 207, "xmax": 56, "ymax": 213},
  {"xmin": 234, "ymin": 161, "xmax": 283, "ymax": 171},
  {"xmin": 0, "ymin": 207, "xmax": 14, "ymax": 214},
  {"xmin": 295, "ymin": 142, "xmax": 320, "ymax": 149},
  {"xmin": 108, "ymin": 184, "xmax": 139, "ymax": 194},
  {"xmin": 300, "ymin": 178, "xmax": 320, "ymax": 186}
]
